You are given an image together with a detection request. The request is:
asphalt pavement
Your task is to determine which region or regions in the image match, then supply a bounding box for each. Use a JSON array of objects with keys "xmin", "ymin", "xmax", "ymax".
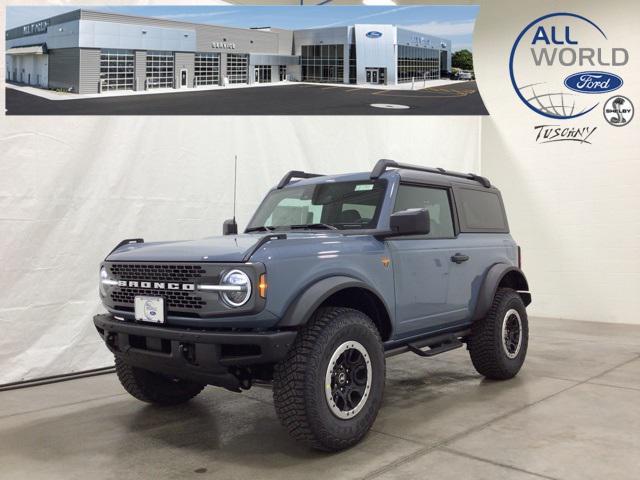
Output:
[{"xmin": 6, "ymin": 81, "xmax": 488, "ymax": 115}]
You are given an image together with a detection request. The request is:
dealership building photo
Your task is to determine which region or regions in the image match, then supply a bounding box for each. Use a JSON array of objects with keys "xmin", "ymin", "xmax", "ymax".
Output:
[{"xmin": 5, "ymin": 9, "xmax": 452, "ymax": 94}]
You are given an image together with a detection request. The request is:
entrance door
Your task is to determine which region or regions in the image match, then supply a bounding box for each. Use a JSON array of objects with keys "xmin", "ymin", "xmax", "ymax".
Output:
[
  {"xmin": 366, "ymin": 68, "xmax": 380, "ymax": 84},
  {"xmin": 180, "ymin": 69, "xmax": 188, "ymax": 87}
]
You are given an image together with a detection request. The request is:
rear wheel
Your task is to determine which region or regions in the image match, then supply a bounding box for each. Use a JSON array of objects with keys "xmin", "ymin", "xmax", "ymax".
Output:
[
  {"xmin": 468, "ymin": 288, "xmax": 528, "ymax": 380},
  {"xmin": 115, "ymin": 356, "xmax": 205, "ymax": 406},
  {"xmin": 273, "ymin": 307, "xmax": 385, "ymax": 451}
]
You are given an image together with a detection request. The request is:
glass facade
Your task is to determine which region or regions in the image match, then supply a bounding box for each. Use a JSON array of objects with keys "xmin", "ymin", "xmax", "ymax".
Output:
[
  {"xmin": 194, "ymin": 53, "xmax": 220, "ymax": 86},
  {"xmin": 279, "ymin": 65, "xmax": 287, "ymax": 81},
  {"xmin": 227, "ymin": 54, "xmax": 249, "ymax": 84},
  {"xmin": 397, "ymin": 45, "xmax": 441, "ymax": 83},
  {"xmin": 146, "ymin": 51, "xmax": 174, "ymax": 89},
  {"xmin": 255, "ymin": 65, "xmax": 271, "ymax": 83},
  {"xmin": 301, "ymin": 44, "xmax": 345, "ymax": 83},
  {"xmin": 99, "ymin": 49, "xmax": 134, "ymax": 91},
  {"xmin": 349, "ymin": 45, "xmax": 357, "ymax": 84}
]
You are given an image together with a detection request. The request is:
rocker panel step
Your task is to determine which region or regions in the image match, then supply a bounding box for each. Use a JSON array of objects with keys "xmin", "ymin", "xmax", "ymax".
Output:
[{"xmin": 407, "ymin": 338, "xmax": 464, "ymax": 357}]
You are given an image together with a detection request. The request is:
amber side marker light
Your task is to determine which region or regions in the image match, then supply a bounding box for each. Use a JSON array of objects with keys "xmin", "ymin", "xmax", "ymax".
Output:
[{"xmin": 258, "ymin": 274, "xmax": 268, "ymax": 298}]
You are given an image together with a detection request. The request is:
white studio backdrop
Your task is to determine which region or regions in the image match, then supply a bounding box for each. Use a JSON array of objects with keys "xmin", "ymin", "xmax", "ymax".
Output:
[
  {"xmin": 0, "ymin": 116, "xmax": 482, "ymax": 384},
  {"xmin": 474, "ymin": 0, "xmax": 640, "ymax": 324}
]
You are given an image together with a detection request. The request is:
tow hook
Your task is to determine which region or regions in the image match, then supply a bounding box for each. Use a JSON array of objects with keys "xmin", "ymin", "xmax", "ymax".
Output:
[
  {"xmin": 179, "ymin": 343, "xmax": 197, "ymax": 365},
  {"xmin": 230, "ymin": 367, "xmax": 252, "ymax": 390}
]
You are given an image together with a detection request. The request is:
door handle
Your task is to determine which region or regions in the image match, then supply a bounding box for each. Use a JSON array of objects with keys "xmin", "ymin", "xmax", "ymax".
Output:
[{"xmin": 451, "ymin": 253, "xmax": 470, "ymax": 264}]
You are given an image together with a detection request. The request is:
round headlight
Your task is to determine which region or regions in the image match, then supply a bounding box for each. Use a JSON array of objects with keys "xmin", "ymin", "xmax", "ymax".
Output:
[
  {"xmin": 99, "ymin": 267, "xmax": 109, "ymax": 296},
  {"xmin": 220, "ymin": 269, "xmax": 252, "ymax": 307}
]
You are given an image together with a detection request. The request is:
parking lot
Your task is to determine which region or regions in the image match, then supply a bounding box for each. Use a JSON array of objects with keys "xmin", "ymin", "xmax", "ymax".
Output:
[{"xmin": 5, "ymin": 82, "xmax": 488, "ymax": 115}]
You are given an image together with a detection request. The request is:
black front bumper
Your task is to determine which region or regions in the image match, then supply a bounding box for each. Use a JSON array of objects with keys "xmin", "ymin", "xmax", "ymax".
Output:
[{"xmin": 93, "ymin": 314, "xmax": 297, "ymax": 389}]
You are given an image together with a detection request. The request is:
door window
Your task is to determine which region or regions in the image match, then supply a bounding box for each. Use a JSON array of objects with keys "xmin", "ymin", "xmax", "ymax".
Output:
[{"xmin": 393, "ymin": 185, "xmax": 454, "ymax": 238}]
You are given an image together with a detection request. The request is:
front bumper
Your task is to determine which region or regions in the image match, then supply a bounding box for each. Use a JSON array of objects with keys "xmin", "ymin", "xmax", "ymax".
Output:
[{"xmin": 93, "ymin": 314, "xmax": 297, "ymax": 389}]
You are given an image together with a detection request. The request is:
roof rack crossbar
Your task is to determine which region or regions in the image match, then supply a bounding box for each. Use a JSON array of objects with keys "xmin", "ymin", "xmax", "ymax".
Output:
[
  {"xmin": 370, "ymin": 159, "xmax": 491, "ymax": 188},
  {"xmin": 277, "ymin": 170, "xmax": 324, "ymax": 189}
]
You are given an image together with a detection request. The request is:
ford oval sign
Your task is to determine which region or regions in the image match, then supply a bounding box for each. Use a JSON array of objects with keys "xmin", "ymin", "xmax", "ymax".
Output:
[
  {"xmin": 563, "ymin": 71, "xmax": 623, "ymax": 94},
  {"xmin": 366, "ymin": 31, "xmax": 383, "ymax": 39}
]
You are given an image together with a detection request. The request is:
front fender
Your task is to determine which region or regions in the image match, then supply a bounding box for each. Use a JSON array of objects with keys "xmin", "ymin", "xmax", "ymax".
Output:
[
  {"xmin": 472, "ymin": 264, "xmax": 531, "ymax": 321},
  {"xmin": 278, "ymin": 276, "xmax": 385, "ymax": 328}
]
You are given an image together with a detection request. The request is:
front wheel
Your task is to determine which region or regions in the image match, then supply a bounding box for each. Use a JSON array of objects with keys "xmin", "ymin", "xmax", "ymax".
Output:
[
  {"xmin": 273, "ymin": 307, "xmax": 385, "ymax": 451},
  {"xmin": 468, "ymin": 288, "xmax": 529, "ymax": 380}
]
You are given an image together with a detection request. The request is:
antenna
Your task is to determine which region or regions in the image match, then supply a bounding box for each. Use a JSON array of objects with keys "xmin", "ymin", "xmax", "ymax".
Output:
[
  {"xmin": 233, "ymin": 155, "xmax": 238, "ymax": 222},
  {"xmin": 222, "ymin": 155, "xmax": 239, "ymax": 235}
]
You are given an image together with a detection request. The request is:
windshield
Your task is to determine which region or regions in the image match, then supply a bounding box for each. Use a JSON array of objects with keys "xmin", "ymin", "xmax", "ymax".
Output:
[{"xmin": 246, "ymin": 180, "xmax": 387, "ymax": 231}]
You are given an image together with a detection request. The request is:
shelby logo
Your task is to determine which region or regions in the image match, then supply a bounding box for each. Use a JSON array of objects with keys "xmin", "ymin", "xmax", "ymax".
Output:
[
  {"xmin": 118, "ymin": 280, "xmax": 195, "ymax": 291},
  {"xmin": 533, "ymin": 125, "xmax": 597, "ymax": 144},
  {"xmin": 510, "ymin": 13, "xmax": 628, "ymax": 120}
]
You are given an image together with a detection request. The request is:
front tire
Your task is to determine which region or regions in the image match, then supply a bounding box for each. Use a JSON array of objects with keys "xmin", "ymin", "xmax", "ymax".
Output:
[
  {"xmin": 115, "ymin": 356, "xmax": 205, "ymax": 406},
  {"xmin": 273, "ymin": 307, "xmax": 385, "ymax": 451},
  {"xmin": 468, "ymin": 288, "xmax": 529, "ymax": 380}
]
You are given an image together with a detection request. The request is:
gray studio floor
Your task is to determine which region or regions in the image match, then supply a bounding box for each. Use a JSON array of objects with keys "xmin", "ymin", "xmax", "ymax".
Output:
[{"xmin": 1, "ymin": 317, "xmax": 639, "ymax": 480}]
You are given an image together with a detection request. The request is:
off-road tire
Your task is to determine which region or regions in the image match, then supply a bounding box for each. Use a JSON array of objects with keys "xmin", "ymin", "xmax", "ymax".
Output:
[
  {"xmin": 468, "ymin": 288, "xmax": 528, "ymax": 380},
  {"xmin": 273, "ymin": 307, "xmax": 385, "ymax": 451},
  {"xmin": 115, "ymin": 356, "xmax": 205, "ymax": 406}
]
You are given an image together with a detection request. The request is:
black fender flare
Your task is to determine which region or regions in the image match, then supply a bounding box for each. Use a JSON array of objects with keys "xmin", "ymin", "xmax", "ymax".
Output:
[
  {"xmin": 472, "ymin": 264, "xmax": 531, "ymax": 322},
  {"xmin": 278, "ymin": 276, "xmax": 391, "ymax": 328}
]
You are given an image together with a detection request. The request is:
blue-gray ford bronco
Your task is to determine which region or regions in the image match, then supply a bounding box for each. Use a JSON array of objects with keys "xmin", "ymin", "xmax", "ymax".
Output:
[{"xmin": 94, "ymin": 159, "xmax": 531, "ymax": 451}]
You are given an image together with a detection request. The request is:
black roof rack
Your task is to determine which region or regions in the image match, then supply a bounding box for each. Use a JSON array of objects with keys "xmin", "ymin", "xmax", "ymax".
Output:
[
  {"xmin": 370, "ymin": 159, "xmax": 491, "ymax": 188},
  {"xmin": 277, "ymin": 170, "xmax": 325, "ymax": 189}
]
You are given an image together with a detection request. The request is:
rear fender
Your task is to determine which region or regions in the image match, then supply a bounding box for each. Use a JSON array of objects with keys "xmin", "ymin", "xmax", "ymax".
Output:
[{"xmin": 472, "ymin": 264, "xmax": 531, "ymax": 321}]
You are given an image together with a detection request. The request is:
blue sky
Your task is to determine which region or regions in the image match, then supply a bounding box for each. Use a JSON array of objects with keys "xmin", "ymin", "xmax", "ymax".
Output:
[{"xmin": 6, "ymin": 5, "xmax": 477, "ymax": 51}]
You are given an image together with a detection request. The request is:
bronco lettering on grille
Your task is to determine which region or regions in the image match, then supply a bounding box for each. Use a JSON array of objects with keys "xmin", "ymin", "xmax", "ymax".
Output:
[{"xmin": 117, "ymin": 280, "xmax": 195, "ymax": 291}]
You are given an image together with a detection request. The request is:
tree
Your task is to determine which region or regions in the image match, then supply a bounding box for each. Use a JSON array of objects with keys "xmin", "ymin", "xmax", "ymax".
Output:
[{"xmin": 452, "ymin": 49, "xmax": 474, "ymax": 71}]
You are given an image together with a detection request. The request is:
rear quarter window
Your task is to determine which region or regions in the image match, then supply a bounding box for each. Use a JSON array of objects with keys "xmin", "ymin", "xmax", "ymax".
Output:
[{"xmin": 455, "ymin": 187, "xmax": 509, "ymax": 232}]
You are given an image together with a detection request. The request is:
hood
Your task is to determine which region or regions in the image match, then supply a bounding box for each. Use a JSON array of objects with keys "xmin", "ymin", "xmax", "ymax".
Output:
[
  {"xmin": 105, "ymin": 232, "xmax": 347, "ymax": 263},
  {"xmin": 106, "ymin": 234, "xmax": 266, "ymax": 263}
]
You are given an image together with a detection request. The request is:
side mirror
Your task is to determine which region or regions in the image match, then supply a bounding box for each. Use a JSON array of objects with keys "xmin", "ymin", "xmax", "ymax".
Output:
[
  {"xmin": 387, "ymin": 208, "xmax": 430, "ymax": 237},
  {"xmin": 222, "ymin": 218, "xmax": 238, "ymax": 235}
]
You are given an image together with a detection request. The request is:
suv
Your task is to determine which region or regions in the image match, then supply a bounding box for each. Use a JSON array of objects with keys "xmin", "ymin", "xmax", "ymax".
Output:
[{"xmin": 94, "ymin": 159, "xmax": 531, "ymax": 451}]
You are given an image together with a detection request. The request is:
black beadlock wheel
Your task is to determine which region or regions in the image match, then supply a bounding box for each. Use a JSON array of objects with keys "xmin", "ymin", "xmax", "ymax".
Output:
[
  {"xmin": 115, "ymin": 356, "xmax": 205, "ymax": 406},
  {"xmin": 272, "ymin": 307, "xmax": 385, "ymax": 451},
  {"xmin": 468, "ymin": 288, "xmax": 529, "ymax": 380}
]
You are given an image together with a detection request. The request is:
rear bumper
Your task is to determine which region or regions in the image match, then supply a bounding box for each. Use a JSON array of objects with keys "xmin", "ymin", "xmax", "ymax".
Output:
[{"xmin": 93, "ymin": 314, "xmax": 297, "ymax": 389}]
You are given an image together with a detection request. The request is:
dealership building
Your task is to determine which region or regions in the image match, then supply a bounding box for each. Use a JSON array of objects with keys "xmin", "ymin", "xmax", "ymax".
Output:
[{"xmin": 5, "ymin": 9, "xmax": 452, "ymax": 94}]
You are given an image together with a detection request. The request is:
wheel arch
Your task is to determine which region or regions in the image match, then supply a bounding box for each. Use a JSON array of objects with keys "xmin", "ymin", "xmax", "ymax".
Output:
[
  {"xmin": 472, "ymin": 263, "xmax": 531, "ymax": 322},
  {"xmin": 278, "ymin": 276, "xmax": 393, "ymax": 341}
]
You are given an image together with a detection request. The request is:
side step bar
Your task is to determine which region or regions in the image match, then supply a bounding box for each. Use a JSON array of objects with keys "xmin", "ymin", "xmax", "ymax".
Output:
[
  {"xmin": 385, "ymin": 330, "xmax": 470, "ymax": 358},
  {"xmin": 407, "ymin": 338, "xmax": 463, "ymax": 357}
]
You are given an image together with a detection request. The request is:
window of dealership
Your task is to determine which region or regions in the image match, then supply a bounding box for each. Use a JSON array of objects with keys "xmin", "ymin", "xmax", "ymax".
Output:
[
  {"xmin": 301, "ymin": 45, "xmax": 345, "ymax": 83},
  {"xmin": 397, "ymin": 45, "xmax": 441, "ymax": 83}
]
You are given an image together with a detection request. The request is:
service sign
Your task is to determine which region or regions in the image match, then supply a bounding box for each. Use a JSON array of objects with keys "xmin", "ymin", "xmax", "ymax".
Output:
[{"xmin": 22, "ymin": 20, "xmax": 49, "ymax": 36}]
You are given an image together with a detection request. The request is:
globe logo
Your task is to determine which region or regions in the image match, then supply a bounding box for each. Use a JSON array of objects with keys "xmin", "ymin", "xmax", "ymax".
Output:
[{"xmin": 509, "ymin": 13, "xmax": 628, "ymax": 120}]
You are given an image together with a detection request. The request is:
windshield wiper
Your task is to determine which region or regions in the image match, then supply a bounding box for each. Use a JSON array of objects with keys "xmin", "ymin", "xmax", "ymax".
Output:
[
  {"xmin": 287, "ymin": 223, "xmax": 338, "ymax": 230},
  {"xmin": 245, "ymin": 226, "xmax": 276, "ymax": 233}
]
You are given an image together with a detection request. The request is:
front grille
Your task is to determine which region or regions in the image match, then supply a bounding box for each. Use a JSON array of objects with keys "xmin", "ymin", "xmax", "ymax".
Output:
[
  {"xmin": 111, "ymin": 287, "xmax": 207, "ymax": 310},
  {"xmin": 109, "ymin": 263, "xmax": 206, "ymax": 283},
  {"xmin": 108, "ymin": 263, "xmax": 209, "ymax": 314}
]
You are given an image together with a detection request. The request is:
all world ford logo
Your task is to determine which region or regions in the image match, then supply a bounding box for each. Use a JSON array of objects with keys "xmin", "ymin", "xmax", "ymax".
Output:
[
  {"xmin": 366, "ymin": 31, "xmax": 383, "ymax": 39},
  {"xmin": 564, "ymin": 71, "xmax": 623, "ymax": 94}
]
